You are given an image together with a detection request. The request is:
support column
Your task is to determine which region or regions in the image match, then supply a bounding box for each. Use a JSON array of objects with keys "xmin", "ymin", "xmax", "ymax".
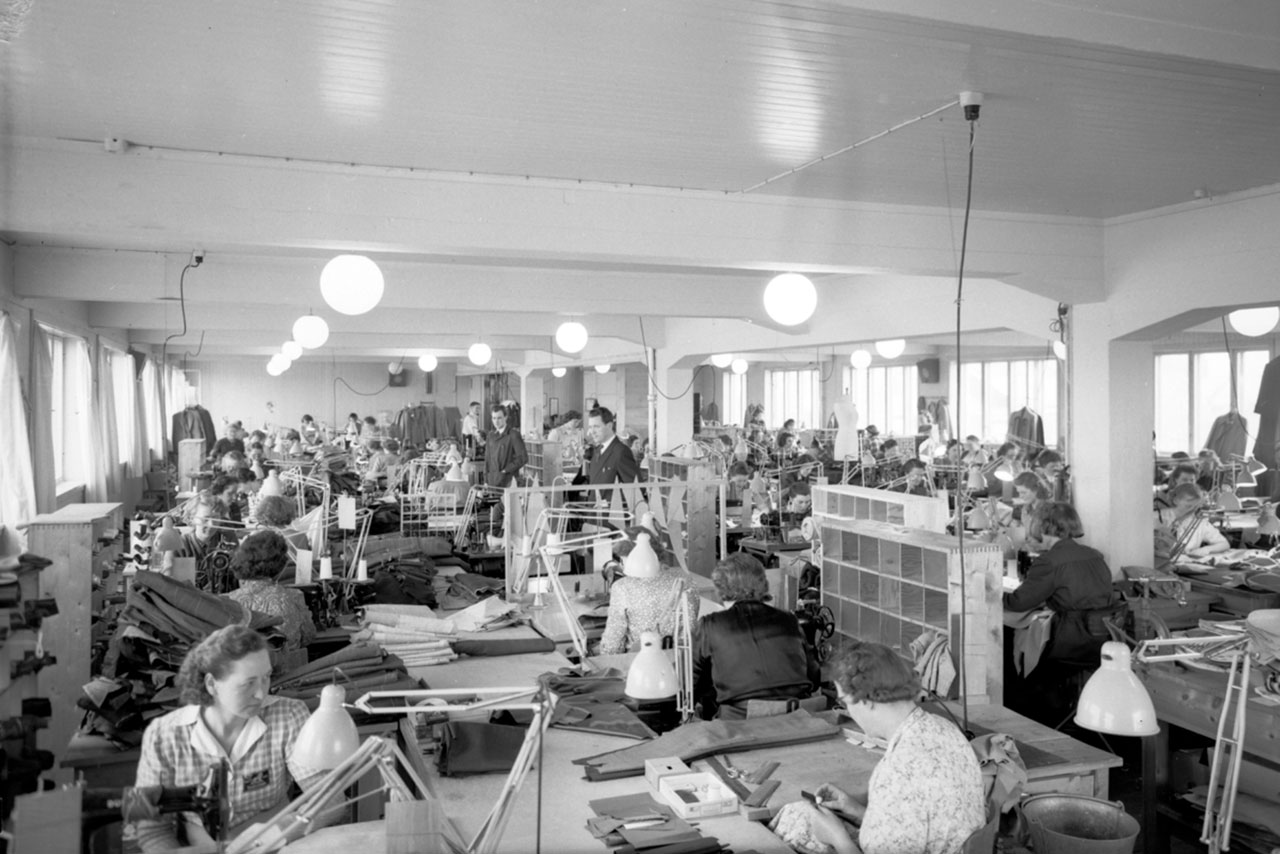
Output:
[
  {"xmin": 1071, "ymin": 304, "xmax": 1154, "ymax": 575},
  {"xmin": 514, "ymin": 367, "xmax": 543, "ymax": 436},
  {"xmin": 653, "ymin": 350, "xmax": 694, "ymax": 457}
]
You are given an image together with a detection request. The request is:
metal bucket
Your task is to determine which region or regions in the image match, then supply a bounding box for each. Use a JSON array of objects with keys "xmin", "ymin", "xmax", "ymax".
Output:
[{"xmin": 1021, "ymin": 793, "xmax": 1139, "ymax": 854}]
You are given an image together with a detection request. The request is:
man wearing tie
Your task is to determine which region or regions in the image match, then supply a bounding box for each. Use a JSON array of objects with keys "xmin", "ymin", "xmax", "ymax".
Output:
[{"xmin": 585, "ymin": 406, "xmax": 640, "ymax": 502}]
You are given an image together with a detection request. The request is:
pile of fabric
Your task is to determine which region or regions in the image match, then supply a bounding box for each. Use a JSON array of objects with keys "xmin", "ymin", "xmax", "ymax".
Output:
[
  {"xmin": 354, "ymin": 604, "xmax": 459, "ymax": 668},
  {"xmin": 81, "ymin": 572, "xmax": 285, "ymax": 746},
  {"xmin": 272, "ymin": 643, "xmax": 420, "ymax": 721}
]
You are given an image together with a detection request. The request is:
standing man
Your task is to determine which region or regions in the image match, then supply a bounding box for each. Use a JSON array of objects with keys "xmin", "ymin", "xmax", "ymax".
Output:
[
  {"xmin": 585, "ymin": 406, "xmax": 640, "ymax": 503},
  {"xmin": 461, "ymin": 401, "xmax": 485, "ymax": 457},
  {"xmin": 484, "ymin": 404, "xmax": 527, "ymax": 544}
]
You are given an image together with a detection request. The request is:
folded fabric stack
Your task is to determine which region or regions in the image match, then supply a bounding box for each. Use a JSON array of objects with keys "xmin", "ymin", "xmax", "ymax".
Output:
[
  {"xmin": 272, "ymin": 643, "xmax": 420, "ymax": 718},
  {"xmin": 354, "ymin": 604, "xmax": 458, "ymax": 667},
  {"xmin": 909, "ymin": 628, "xmax": 957, "ymax": 697},
  {"xmin": 83, "ymin": 572, "xmax": 286, "ymax": 746}
]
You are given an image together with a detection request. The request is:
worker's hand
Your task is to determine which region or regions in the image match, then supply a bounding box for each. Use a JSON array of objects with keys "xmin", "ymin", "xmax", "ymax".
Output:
[{"xmin": 812, "ymin": 783, "xmax": 862, "ymax": 818}]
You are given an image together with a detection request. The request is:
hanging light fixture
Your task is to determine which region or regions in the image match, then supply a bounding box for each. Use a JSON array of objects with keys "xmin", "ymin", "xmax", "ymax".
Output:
[
  {"xmin": 388, "ymin": 361, "xmax": 404, "ymax": 375},
  {"xmin": 320, "ymin": 254, "xmax": 384, "ymax": 316},
  {"xmin": 552, "ymin": 367, "xmax": 567, "ymax": 378},
  {"xmin": 292, "ymin": 314, "xmax": 330, "ymax": 349},
  {"xmin": 595, "ymin": 364, "xmax": 611, "ymax": 374},
  {"xmin": 849, "ymin": 349, "xmax": 872, "ymax": 370},
  {"xmin": 555, "ymin": 321, "xmax": 589, "ymax": 354},
  {"xmin": 1052, "ymin": 340, "xmax": 1067, "ymax": 360},
  {"xmin": 417, "ymin": 353, "xmax": 438, "ymax": 372},
  {"xmin": 468, "ymin": 342, "xmax": 492, "ymax": 366},
  {"xmin": 1228, "ymin": 307, "xmax": 1280, "ymax": 337},
  {"xmin": 763, "ymin": 273, "xmax": 817, "ymax": 326},
  {"xmin": 874, "ymin": 339, "xmax": 906, "ymax": 359},
  {"xmin": 730, "ymin": 358, "xmax": 749, "ymax": 375},
  {"xmin": 281, "ymin": 340, "xmax": 303, "ymax": 361},
  {"xmin": 266, "ymin": 354, "xmax": 289, "ymax": 376},
  {"xmin": 711, "ymin": 353, "xmax": 734, "ymax": 369}
]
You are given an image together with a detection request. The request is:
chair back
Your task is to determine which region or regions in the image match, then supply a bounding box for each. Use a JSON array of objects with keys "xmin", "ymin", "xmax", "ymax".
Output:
[{"xmin": 960, "ymin": 801, "xmax": 1001, "ymax": 854}]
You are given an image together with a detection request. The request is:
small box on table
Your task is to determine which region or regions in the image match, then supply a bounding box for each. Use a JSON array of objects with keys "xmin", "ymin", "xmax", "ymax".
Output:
[
  {"xmin": 644, "ymin": 757, "xmax": 690, "ymax": 789},
  {"xmin": 658, "ymin": 771, "xmax": 739, "ymax": 819}
]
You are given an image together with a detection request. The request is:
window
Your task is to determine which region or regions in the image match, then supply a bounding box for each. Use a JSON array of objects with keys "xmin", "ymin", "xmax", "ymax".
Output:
[
  {"xmin": 43, "ymin": 326, "xmax": 93, "ymax": 486},
  {"xmin": 722, "ymin": 371, "xmax": 747, "ymax": 425},
  {"xmin": 764, "ymin": 368, "xmax": 821, "ymax": 429},
  {"xmin": 842, "ymin": 365, "xmax": 919, "ymax": 437},
  {"xmin": 949, "ymin": 358, "xmax": 1059, "ymax": 446},
  {"xmin": 1154, "ymin": 349, "xmax": 1269, "ymax": 454}
]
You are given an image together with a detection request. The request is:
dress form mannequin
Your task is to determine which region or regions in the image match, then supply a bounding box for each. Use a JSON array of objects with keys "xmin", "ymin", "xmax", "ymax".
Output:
[{"xmin": 832, "ymin": 397, "xmax": 859, "ymax": 459}]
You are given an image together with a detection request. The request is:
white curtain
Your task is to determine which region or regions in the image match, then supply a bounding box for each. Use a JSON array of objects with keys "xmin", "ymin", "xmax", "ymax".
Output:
[
  {"xmin": 140, "ymin": 358, "xmax": 166, "ymax": 462},
  {"xmin": 109, "ymin": 348, "xmax": 145, "ymax": 477},
  {"xmin": 66, "ymin": 337, "xmax": 102, "ymax": 499},
  {"xmin": 0, "ymin": 313, "xmax": 38, "ymax": 528},
  {"xmin": 90, "ymin": 338, "xmax": 121, "ymax": 500},
  {"xmin": 27, "ymin": 323, "xmax": 57, "ymax": 513}
]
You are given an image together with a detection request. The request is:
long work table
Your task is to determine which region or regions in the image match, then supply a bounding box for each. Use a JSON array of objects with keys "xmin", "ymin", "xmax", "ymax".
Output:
[{"xmin": 280, "ymin": 651, "xmax": 1120, "ymax": 853}]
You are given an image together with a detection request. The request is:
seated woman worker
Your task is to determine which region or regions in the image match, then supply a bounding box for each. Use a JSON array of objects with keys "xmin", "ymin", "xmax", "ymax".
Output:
[
  {"xmin": 132, "ymin": 625, "xmax": 336, "ymax": 851},
  {"xmin": 692, "ymin": 553, "xmax": 819, "ymax": 719}
]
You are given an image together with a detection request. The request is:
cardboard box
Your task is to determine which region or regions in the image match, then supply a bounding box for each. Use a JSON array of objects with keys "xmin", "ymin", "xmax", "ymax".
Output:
[
  {"xmin": 658, "ymin": 772, "xmax": 739, "ymax": 819},
  {"xmin": 644, "ymin": 757, "xmax": 690, "ymax": 790}
]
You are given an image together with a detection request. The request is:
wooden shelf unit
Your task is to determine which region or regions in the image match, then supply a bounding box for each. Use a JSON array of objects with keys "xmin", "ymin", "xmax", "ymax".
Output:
[
  {"xmin": 818, "ymin": 516, "xmax": 1003, "ymax": 704},
  {"xmin": 23, "ymin": 502, "xmax": 124, "ymax": 783},
  {"xmin": 522, "ymin": 439, "xmax": 563, "ymax": 486},
  {"xmin": 812, "ymin": 484, "xmax": 950, "ymax": 533}
]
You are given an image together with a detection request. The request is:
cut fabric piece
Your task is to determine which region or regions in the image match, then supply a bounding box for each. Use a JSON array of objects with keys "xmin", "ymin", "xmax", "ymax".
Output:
[{"xmin": 970, "ymin": 732, "xmax": 1028, "ymax": 813}]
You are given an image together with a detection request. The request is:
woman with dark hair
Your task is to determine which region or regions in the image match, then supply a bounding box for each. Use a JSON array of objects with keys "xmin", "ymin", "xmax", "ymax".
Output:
[
  {"xmin": 598, "ymin": 532, "xmax": 699, "ymax": 655},
  {"xmin": 691, "ymin": 553, "xmax": 817, "ymax": 719},
  {"xmin": 253, "ymin": 494, "xmax": 297, "ymax": 529},
  {"xmin": 226, "ymin": 531, "xmax": 315, "ymax": 650},
  {"xmin": 1155, "ymin": 482, "xmax": 1228, "ymax": 561},
  {"xmin": 131, "ymin": 625, "xmax": 328, "ymax": 851},
  {"xmin": 779, "ymin": 641, "xmax": 984, "ymax": 854}
]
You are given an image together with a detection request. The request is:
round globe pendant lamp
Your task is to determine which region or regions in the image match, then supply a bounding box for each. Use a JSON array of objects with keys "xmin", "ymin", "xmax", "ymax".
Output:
[
  {"xmin": 555, "ymin": 321, "xmax": 589, "ymax": 353},
  {"xmin": 595, "ymin": 364, "xmax": 611, "ymax": 374},
  {"xmin": 874, "ymin": 339, "xmax": 906, "ymax": 359},
  {"xmin": 1228, "ymin": 307, "xmax": 1280, "ymax": 337},
  {"xmin": 281, "ymin": 340, "xmax": 303, "ymax": 361},
  {"xmin": 320, "ymin": 254, "xmax": 384, "ymax": 316},
  {"xmin": 387, "ymin": 361, "xmax": 403, "ymax": 375},
  {"xmin": 849, "ymin": 349, "xmax": 872, "ymax": 370},
  {"xmin": 292, "ymin": 314, "xmax": 330, "ymax": 349},
  {"xmin": 418, "ymin": 353, "xmax": 438, "ymax": 372},
  {"xmin": 711, "ymin": 353, "xmax": 734, "ymax": 369},
  {"xmin": 731, "ymin": 358, "xmax": 749, "ymax": 375},
  {"xmin": 267, "ymin": 354, "xmax": 289, "ymax": 376},
  {"xmin": 468, "ymin": 342, "xmax": 492, "ymax": 366},
  {"xmin": 1052, "ymin": 340, "xmax": 1068, "ymax": 360},
  {"xmin": 552, "ymin": 367, "xmax": 567, "ymax": 378},
  {"xmin": 763, "ymin": 273, "xmax": 817, "ymax": 326}
]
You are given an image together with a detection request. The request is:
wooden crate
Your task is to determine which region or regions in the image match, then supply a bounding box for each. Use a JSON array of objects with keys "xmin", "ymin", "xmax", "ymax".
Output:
[
  {"xmin": 812, "ymin": 484, "xmax": 949, "ymax": 533},
  {"xmin": 818, "ymin": 517, "xmax": 1003, "ymax": 704}
]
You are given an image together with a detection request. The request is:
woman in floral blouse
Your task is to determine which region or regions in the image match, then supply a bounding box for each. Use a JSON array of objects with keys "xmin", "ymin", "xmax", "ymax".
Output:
[
  {"xmin": 807, "ymin": 641, "xmax": 985, "ymax": 854},
  {"xmin": 226, "ymin": 530, "xmax": 315, "ymax": 650}
]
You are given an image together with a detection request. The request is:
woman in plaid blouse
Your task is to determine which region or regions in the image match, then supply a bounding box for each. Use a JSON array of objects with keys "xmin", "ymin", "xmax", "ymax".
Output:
[{"xmin": 131, "ymin": 626, "xmax": 327, "ymax": 851}]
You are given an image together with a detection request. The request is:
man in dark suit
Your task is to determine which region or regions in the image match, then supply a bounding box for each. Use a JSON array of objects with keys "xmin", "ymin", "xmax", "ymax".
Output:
[{"xmin": 585, "ymin": 406, "xmax": 640, "ymax": 503}]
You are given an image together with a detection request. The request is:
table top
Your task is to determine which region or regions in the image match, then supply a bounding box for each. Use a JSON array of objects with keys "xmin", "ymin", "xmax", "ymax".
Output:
[
  {"xmin": 1141, "ymin": 661, "xmax": 1280, "ymax": 765},
  {"xmin": 281, "ymin": 700, "xmax": 1118, "ymax": 854}
]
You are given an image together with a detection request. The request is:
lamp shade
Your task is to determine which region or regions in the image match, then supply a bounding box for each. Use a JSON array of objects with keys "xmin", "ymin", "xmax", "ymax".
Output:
[
  {"xmin": 1074, "ymin": 642, "xmax": 1159, "ymax": 736},
  {"xmin": 417, "ymin": 354, "xmax": 438, "ymax": 372},
  {"xmin": 1052, "ymin": 340, "xmax": 1068, "ymax": 360},
  {"xmin": 874, "ymin": 339, "xmax": 906, "ymax": 359},
  {"xmin": 387, "ymin": 361, "xmax": 403, "ymax": 375},
  {"xmin": 849, "ymin": 349, "xmax": 872, "ymax": 370},
  {"xmin": 267, "ymin": 354, "xmax": 290, "ymax": 376},
  {"xmin": 446, "ymin": 462, "xmax": 465, "ymax": 482},
  {"xmin": 468, "ymin": 342, "xmax": 492, "ymax": 366},
  {"xmin": 282, "ymin": 340, "xmax": 304, "ymax": 361},
  {"xmin": 993, "ymin": 462, "xmax": 1016, "ymax": 482},
  {"xmin": 259, "ymin": 469, "xmax": 284, "ymax": 497},
  {"xmin": 551, "ymin": 366, "xmax": 566, "ymax": 378},
  {"xmin": 624, "ymin": 532, "xmax": 660, "ymax": 578},
  {"xmin": 292, "ymin": 685, "xmax": 360, "ymax": 769},
  {"xmin": 595, "ymin": 364, "xmax": 611, "ymax": 374},
  {"xmin": 625, "ymin": 632, "xmax": 678, "ymax": 699},
  {"xmin": 730, "ymin": 358, "xmax": 748, "ymax": 375},
  {"xmin": 320, "ymin": 254, "xmax": 384, "ymax": 316},
  {"xmin": 292, "ymin": 314, "xmax": 330, "ymax": 349},
  {"xmin": 763, "ymin": 273, "xmax": 817, "ymax": 326},
  {"xmin": 1228, "ymin": 307, "xmax": 1280, "ymax": 337},
  {"xmin": 152, "ymin": 517, "xmax": 184, "ymax": 553},
  {"xmin": 555, "ymin": 321, "xmax": 589, "ymax": 353},
  {"xmin": 711, "ymin": 353, "xmax": 734, "ymax": 369}
]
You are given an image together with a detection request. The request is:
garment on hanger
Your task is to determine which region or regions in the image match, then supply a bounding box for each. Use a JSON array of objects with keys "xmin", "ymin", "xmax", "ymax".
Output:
[
  {"xmin": 394, "ymin": 403, "xmax": 465, "ymax": 446},
  {"xmin": 1253, "ymin": 356, "xmax": 1280, "ymax": 469},
  {"xmin": 1203, "ymin": 410, "xmax": 1249, "ymax": 460},
  {"xmin": 1006, "ymin": 406, "xmax": 1044, "ymax": 456},
  {"xmin": 928, "ymin": 399, "xmax": 953, "ymax": 443},
  {"xmin": 171, "ymin": 405, "xmax": 217, "ymax": 456}
]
